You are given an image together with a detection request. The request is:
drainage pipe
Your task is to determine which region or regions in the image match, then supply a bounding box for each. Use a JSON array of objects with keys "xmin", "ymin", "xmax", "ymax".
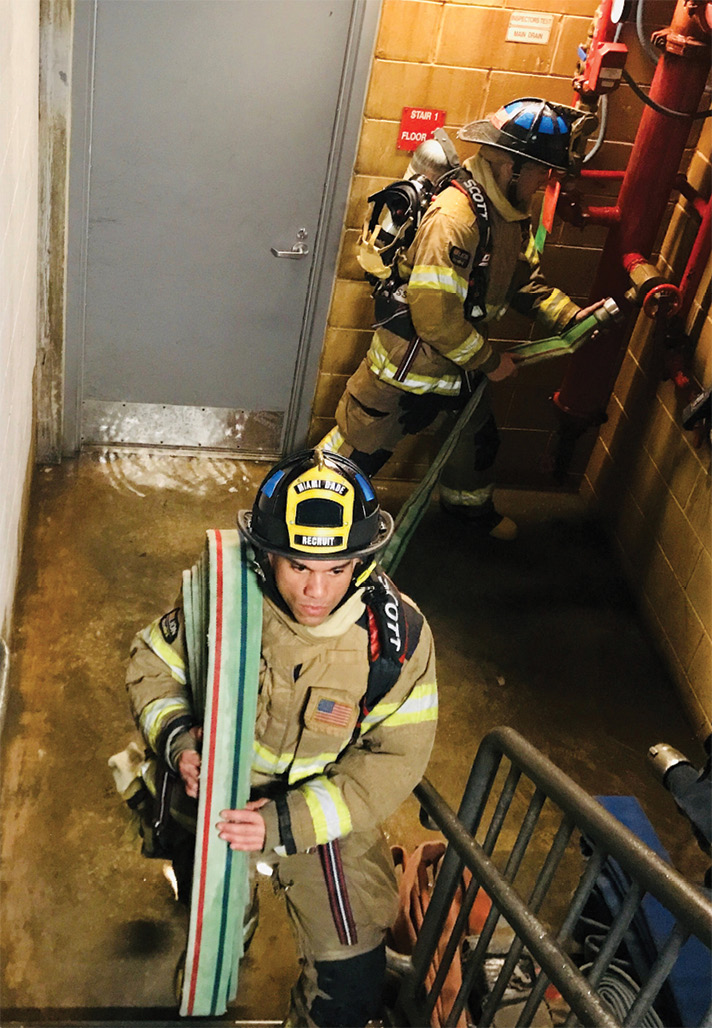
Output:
[
  {"xmin": 678, "ymin": 194, "xmax": 711, "ymax": 322},
  {"xmin": 675, "ymin": 172, "xmax": 708, "ymax": 219}
]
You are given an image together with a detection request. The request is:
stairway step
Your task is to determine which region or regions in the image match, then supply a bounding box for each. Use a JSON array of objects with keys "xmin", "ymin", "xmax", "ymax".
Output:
[{"xmin": 0, "ymin": 1018, "xmax": 281, "ymax": 1028}]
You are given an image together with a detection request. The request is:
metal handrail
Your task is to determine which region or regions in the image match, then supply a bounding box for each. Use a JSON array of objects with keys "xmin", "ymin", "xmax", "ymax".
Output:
[
  {"xmin": 394, "ymin": 726, "xmax": 712, "ymax": 1028},
  {"xmin": 469, "ymin": 728, "xmax": 709, "ymax": 941}
]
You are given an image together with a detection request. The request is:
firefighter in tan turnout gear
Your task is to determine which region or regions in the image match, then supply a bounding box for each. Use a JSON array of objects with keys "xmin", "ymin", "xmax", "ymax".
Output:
[
  {"xmin": 125, "ymin": 448, "xmax": 438, "ymax": 1027},
  {"xmin": 323, "ymin": 97, "xmax": 603, "ymax": 540}
]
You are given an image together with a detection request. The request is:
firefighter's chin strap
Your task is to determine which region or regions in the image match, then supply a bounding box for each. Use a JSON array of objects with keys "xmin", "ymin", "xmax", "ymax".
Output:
[
  {"xmin": 506, "ymin": 155, "xmax": 533, "ymax": 209},
  {"xmin": 354, "ymin": 559, "xmax": 376, "ymax": 588},
  {"xmin": 507, "ymin": 157, "xmax": 524, "ymax": 208},
  {"xmin": 250, "ymin": 551, "xmax": 291, "ymax": 620}
]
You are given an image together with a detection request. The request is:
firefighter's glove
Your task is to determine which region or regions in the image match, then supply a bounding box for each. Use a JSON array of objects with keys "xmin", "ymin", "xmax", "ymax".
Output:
[
  {"xmin": 174, "ymin": 726, "xmax": 203, "ymax": 798},
  {"xmin": 487, "ymin": 351, "xmax": 519, "ymax": 382},
  {"xmin": 169, "ymin": 724, "xmax": 202, "ymax": 769},
  {"xmin": 572, "ymin": 296, "xmax": 620, "ymax": 336}
]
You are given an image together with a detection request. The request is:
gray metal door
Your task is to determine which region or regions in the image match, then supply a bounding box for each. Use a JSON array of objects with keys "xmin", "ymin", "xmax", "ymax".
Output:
[{"xmin": 65, "ymin": 0, "xmax": 371, "ymax": 456}]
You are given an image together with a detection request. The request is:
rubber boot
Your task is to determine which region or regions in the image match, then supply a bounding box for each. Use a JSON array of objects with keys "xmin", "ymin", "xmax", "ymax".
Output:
[{"xmin": 440, "ymin": 498, "xmax": 517, "ymax": 540}]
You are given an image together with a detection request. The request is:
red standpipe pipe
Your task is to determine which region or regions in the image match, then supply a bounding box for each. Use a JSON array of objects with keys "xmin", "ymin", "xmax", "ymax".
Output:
[
  {"xmin": 582, "ymin": 206, "xmax": 622, "ymax": 227},
  {"xmin": 579, "ymin": 169, "xmax": 626, "ymax": 181},
  {"xmin": 588, "ymin": 0, "xmax": 617, "ymax": 54},
  {"xmin": 572, "ymin": 170, "xmax": 624, "ymax": 228},
  {"xmin": 553, "ymin": 1, "xmax": 711, "ymax": 436}
]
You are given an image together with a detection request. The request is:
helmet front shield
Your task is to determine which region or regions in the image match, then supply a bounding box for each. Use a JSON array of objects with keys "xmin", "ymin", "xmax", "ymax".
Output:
[{"xmin": 237, "ymin": 448, "xmax": 394, "ymax": 561}]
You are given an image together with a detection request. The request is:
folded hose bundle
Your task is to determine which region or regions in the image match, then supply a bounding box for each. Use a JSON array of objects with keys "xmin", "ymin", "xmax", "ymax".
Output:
[{"xmin": 179, "ymin": 529, "xmax": 261, "ymax": 1017}]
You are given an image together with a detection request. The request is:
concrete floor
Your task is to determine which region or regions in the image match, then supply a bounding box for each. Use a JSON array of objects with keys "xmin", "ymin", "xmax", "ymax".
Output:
[{"xmin": 0, "ymin": 452, "xmax": 708, "ymax": 1025}]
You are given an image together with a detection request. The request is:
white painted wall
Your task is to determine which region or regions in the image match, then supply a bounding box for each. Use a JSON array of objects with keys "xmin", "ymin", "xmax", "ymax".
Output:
[{"xmin": 0, "ymin": 0, "xmax": 39, "ymax": 638}]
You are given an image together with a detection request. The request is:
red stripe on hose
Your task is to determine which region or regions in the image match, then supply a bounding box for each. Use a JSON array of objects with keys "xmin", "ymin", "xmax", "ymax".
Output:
[{"xmin": 187, "ymin": 530, "xmax": 224, "ymax": 1013}]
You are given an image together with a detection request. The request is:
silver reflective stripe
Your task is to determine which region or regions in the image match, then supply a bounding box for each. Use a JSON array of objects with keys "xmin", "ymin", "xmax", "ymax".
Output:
[{"xmin": 439, "ymin": 483, "xmax": 494, "ymax": 508}]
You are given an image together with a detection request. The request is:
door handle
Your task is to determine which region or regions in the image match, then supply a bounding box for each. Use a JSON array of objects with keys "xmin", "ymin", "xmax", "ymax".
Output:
[{"xmin": 271, "ymin": 228, "xmax": 309, "ymax": 259}]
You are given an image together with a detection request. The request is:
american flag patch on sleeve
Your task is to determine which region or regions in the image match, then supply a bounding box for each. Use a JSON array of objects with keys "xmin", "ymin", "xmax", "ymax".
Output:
[{"xmin": 314, "ymin": 698, "xmax": 353, "ymax": 728}]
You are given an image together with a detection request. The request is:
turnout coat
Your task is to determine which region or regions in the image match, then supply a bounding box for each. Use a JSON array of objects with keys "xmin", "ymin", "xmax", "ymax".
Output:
[
  {"xmin": 360, "ymin": 152, "xmax": 581, "ymax": 398},
  {"xmin": 125, "ymin": 566, "xmax": 438, "ymax": 958}
]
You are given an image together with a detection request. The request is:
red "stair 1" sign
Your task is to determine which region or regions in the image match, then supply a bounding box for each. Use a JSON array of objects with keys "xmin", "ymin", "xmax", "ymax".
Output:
[{"xmin": 398, "ymin": 107, "xmax": 447, "ymax": 151}]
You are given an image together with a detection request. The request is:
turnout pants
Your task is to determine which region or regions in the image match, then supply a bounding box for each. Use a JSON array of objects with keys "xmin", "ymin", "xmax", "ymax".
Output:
[
  {"xmin": 173, "ymin": 823, "xmax": 398, "ymax": 1027},
  {"xmin": 272, "ymin": 826, "xmax": 399, "ymax": 1027},
  {"xmin": 322, "ymin": 360, "xmax": 501, "ymax": 517}
]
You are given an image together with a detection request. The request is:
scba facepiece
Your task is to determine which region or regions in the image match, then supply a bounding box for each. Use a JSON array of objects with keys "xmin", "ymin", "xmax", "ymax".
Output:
[
  {"xmin": 356, "ymin": 176, "xmax": 435, "ymax": 283},
  {"xmin": 237, "ymin": 448, "xmax": 394, "ymax": 561}
]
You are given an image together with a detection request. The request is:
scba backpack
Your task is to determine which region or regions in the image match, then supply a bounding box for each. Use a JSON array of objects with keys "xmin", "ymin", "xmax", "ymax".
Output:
[
  {"xmin": 356, "ymin": 129, "xmax": 462, "ymax": 288},
  {"xmin": 355, "ymin": 130, "xmax": 493, "ymax": 329}
]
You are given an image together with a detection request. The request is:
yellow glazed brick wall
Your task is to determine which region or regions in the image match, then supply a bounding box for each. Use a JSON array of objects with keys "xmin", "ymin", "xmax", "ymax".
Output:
[
  {"xmin": 582, "ymin": 116, "xmax": 712, "ymax": 741},
  {"xmin": 309, "ymin": 0, "xmax": 689, "ymax": 488}
]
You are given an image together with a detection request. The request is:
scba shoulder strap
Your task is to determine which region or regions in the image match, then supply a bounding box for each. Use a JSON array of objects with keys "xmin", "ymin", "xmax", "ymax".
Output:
[
  {"xmin": 447, "ymin": 171, "xmax": 492, "ymax": 325},
  {"xmin": 362, "ymin": 163, "xmax": 493, "ymax": 339},
  {"xmin": 356, "ymin": 569, "xmax": 424, "ymax": 727},
  {"xmin": 449, "ymin": 172, "xmax": 490, "ymax": 234}
]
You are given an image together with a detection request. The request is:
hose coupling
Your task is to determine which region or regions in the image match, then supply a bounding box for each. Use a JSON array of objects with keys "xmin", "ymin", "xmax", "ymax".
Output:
[
  {"xmin": 648, "ymin": 742, "xmax": 693, "ymax": 782},
  {"xmin": 593, "ymin": 296, "xmax": 623, "ymax": 325}
]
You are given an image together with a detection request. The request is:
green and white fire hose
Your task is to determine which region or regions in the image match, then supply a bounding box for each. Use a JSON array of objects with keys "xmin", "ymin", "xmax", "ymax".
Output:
[{"xmin": 180, "ymin": 529, "xmax": 261, "ymax": 1017}]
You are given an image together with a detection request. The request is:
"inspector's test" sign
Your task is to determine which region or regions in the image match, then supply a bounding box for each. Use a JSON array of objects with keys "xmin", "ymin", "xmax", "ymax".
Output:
[{"xmin": 505, "ymin": 12, "xmax": 554, "ymax": 44}]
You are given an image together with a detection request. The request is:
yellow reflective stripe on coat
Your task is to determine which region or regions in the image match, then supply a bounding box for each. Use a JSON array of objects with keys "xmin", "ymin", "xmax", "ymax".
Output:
[
  {"xmin": 252, "ymin": 739, "xmax": 292, "ymax": 776},
  {"xmin": 443, "ymin": 326, "xmax": 487, "ymax": 366},
  {"xmin": 538, "ymin": 288, "xmax": 571, "ymax": 323},
  {"xmin": 288, "ymin": 751, "xmax": 341, "ymax": 784},
  {"xmin": 139, "ymin": 697, "xmax": 191, "ymax": 753},
  {"xmin": 409, "ymin": 264, "xmax": 468, "ymax": 300},
  {"xmin": 141, "ymin": 622, "xmax": 186, "ymax": 684},
  {"xmin": 300, "ymin": 778, "xmax": 353, "ymax": 844},
  {"xmin": 320, "ymin": 425, "xmax": 346, "ymax": 453},
  {"xmin": 439, "ymin": 483, "xmax": 494, "ymax": 508},
  {"xmin": 524, "ymin": 232, "xmax": 540, "ymax": 265},
  {"xmin": 361, "ymin": 681, "xmax": 438, "ymax": 731},
  {"xmin": 253, "ymin": 742, "xmax": 344, "ymax": 782},
  {"xmin": 367, "ymin": 334, "xmax": 461, "ymax": 395}
]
